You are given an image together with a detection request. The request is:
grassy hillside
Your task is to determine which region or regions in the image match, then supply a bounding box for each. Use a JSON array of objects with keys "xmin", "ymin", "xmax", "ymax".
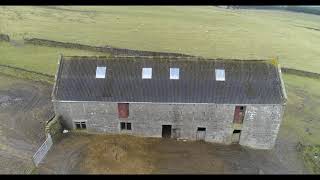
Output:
[
  {"xmin": 233, "ymin": 6, "xmax": 320, "ymax": 16},
  {"xmin": 1, "ymin": 6, "xmax": 320, "ymax": 73},
  {"xmin": 282, "ymin": 74, "xmax": 320, "ymax": 145},
  {"xmin": 282, "ymin": 74, "xmax": 320, "ymax": 173},
  {"xmin": 0, "ymin": 41, "xmax": 108, "ymax": 75}
]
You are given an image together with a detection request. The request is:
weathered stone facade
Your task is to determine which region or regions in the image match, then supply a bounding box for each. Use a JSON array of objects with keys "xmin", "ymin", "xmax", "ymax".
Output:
[
  {"xmin": 53, "ymin": 101, "xmax": 284, "ymax": 149},
  {"xmin": 239, "ymin": 105, "xmax": 285, "ymax": 149}
]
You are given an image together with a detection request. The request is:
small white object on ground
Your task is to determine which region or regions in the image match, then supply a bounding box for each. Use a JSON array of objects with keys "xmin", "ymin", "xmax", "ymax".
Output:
[{"xmin": 63, "ymin": 129, "xmax": 69, "ymax": 134}]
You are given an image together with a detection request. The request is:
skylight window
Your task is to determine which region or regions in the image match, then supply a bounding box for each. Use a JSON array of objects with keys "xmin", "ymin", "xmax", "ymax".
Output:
[
  {"xmin": 96, "ymin": 66, "xmax": 106, "ymax": 79},
  {"xmin": 215, "ymin": 69, "xmax": 225, "ymax": 81},
  {"xmin": 170, "ymin": 68, "xmax": 180, "ymax": 80},
  {"xmin": 142, "ymin": 68, "xmax": 152, "ymax": 79}
]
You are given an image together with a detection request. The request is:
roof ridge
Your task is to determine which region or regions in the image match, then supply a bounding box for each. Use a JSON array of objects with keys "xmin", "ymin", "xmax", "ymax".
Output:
[{"xmin": 61, "ymin": 55, "xmax": 270, "ymax": 63}]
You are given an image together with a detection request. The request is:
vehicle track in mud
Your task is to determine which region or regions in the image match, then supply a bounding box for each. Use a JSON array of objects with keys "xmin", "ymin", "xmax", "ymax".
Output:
[
  {"xmin": 0, "ymin": 75, "xmax": 53, "ymax": 174},
  {"xmin": 38, "ymin": 131, "xmax": 309, "ymax": 174}
]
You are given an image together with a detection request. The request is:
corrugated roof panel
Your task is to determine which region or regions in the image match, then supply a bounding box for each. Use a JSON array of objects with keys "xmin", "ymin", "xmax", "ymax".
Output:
[{"xmin": 54, "ymin": 56, "xmax": 284, "ymax": 104}]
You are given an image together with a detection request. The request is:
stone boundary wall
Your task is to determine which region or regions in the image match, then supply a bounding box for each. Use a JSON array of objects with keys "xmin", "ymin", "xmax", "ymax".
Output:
[
  {"xmin": 0, "ymin": 64, "xmax": 53, "ymax": 78},
  {"xmin": 0, "ymin": 64, "xmax": 54, "ymax": 84},
  {"xmin": 0, "ymin": 33, "xmax": 10, "ymax": 42},
  {"xmin": 23, "ymin": 37, "xmax": 320, "ymax": 79},
  {"xmin": 281, "ymin": 67, "xmax": 320, "ymax": 79},
  {"xmin": 2, "ymin": 34, "xmax": 320, "ymax": 80},
  {"xmin": 24, "ymin": 38, "xmax": 195, "ymax": 57}
]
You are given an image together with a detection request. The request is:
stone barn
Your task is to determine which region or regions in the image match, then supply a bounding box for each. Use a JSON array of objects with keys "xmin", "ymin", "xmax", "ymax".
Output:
[{"xmin": 52, "ymin": 55, "xmax": 287, "ymax": 149}]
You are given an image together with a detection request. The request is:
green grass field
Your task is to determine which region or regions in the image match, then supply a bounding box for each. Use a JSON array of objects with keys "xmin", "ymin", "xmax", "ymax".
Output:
[
  {"xmin": 282, "ymin": 74, "xmax": 320, "ymax": 145},
  {"xmin": 1, "ymin": 6, "xmax": 320, "ymax": 73},
  {"xmin": 0, "ymin": 41, "xmax": 108, "ymax": 75},
  {"xmin": 282, "ymin": 74, "xmax": 320, "ymax": 173}
]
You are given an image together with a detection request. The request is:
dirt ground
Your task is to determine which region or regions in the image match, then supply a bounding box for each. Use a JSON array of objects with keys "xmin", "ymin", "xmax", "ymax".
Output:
[
  {"xmin": 0, "ymin": 74, "xmax": 53, "ymax": 174},
  {"xmin": 38, "ymin": 130, "xmax": 310, "ymax": 174}
]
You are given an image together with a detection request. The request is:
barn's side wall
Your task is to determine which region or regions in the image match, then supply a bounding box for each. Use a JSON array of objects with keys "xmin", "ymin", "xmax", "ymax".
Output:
[
  {"xmin": 239, "ymin": 104, "xmax": 284, "ymax": 149},
  {"xmin": 53, "ymin": 101, "xmax": 284, "ymax": 149},
  {"xmin": 53, "ymin": 102, "xmax": 235, "ymax": 144}
]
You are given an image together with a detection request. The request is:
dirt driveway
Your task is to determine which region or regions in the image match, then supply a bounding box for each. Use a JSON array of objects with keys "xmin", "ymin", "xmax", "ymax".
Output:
[
  {"xmin": 0, "ymin": 74, "xmax": 53, "ymax": 174},
  {"xmin": 38, "ymin": 129, "xmax": 310, "ymax": 174}
]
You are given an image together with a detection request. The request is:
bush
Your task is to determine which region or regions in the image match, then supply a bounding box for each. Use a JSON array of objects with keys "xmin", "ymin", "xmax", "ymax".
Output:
[
  {"xmin": 302, "ymin": 145, "xmax": 320, "ymax": 173},
  {"xmin": 45, "ymin": 115, "xmax": 63, "ymax": 143}
]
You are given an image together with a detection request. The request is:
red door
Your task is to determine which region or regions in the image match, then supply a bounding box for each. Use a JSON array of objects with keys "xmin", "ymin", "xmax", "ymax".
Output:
[
  {"xmin": 118, "ymin": 103, "xmax": 129, "ymax": 118},
  {"xmin": 233, "ymin": 106, "xmax": 244, "ymax": 124}
]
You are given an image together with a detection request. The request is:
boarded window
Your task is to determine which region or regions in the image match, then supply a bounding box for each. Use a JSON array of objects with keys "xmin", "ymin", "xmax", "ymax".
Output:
[
  {"xmin": 118, "ymin": 103, "xmax": 129, "ymax": 118},
  {"xmin": 170, "ymin": 68, "xmax": 180, "ymax": 80},
  {"xmin": 215, "ymin": 69, "xmax": 225, "ymax": 81},
  {"xmin": 142, "ymin": 68, "xmax": 152, "ymax": 79},
  {"xmin": 233, "ymin": 106, "xmax": 246, "ymax": 124},
  {"xmin": 120, "ymin": 122, "xmax": 131, "ymax": 130},
  {"xmin": 96, "ymin": 66, "xmax": 106, "ymax": 78}
]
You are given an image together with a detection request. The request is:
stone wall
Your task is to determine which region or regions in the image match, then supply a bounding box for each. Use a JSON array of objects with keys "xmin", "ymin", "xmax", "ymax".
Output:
[
  {"xmin": 0, "ymin": 33, "xmax": 10, "ymax": 42},
  {"xmin": 281, "ymin": 68, "xmax": 320, "ymax": 79},
  {"xmin": 54, "ymin": 102, "xmax": 235, "ymax": 144},
  {"xmin": 24, "ymin": 38, "xmax": 194, "ymax": 57},
  {"xmin": 240, "ymin": 104, "xmax": 284, "ymax": 149},
  {"xmin": 53, "ymin": 101, "xmax": 284, "ymax": 149}
]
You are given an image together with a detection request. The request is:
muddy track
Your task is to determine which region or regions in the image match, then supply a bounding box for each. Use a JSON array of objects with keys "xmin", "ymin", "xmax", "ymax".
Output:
[
  {"xmin": 0, "ymin": 75, "xmax": 54, "ymax": 174},
  {"xmin": 38, "ymin": 133, "xmax": 310, "ymax": 174}
]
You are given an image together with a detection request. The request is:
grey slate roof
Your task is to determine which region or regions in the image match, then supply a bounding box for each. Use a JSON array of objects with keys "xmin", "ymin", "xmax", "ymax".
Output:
[{"xmin": 53, "ymin": 56, "xmax": 286, "ymax": 104}]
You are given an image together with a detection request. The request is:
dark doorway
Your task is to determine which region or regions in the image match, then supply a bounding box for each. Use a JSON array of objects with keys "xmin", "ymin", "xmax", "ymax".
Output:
[
  {"xmin": 162, "ymin": 125, "xmax": 172, "ymax": 138},
  {"xmin": 196, "ymin": 127, "xmax": 206, "ymax": 141},
  {"xmin": 232, "ymin": 130, "xmax": 241, "ymax": 143}
]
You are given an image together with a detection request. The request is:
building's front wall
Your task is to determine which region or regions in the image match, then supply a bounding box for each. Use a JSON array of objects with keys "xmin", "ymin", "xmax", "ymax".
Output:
[{"xmin": 53, "ymin": 101, "xmax": 284, "ymax": 149}]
